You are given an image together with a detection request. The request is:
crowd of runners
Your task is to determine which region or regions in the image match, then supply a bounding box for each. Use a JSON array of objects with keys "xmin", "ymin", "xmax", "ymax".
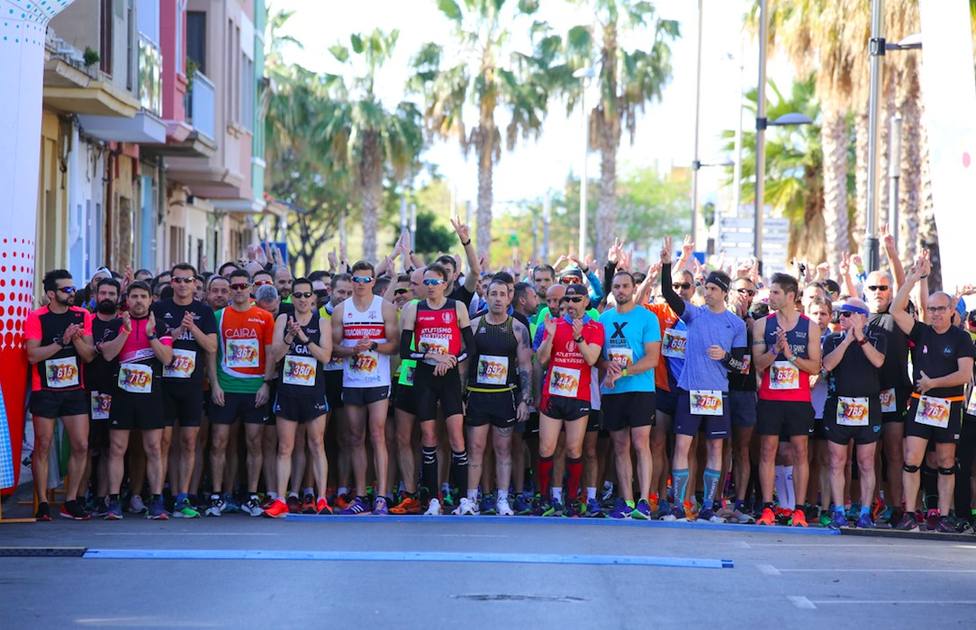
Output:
[{"xmin": 23, "ymin": 220, "xmax": 976, "ymax": 533}]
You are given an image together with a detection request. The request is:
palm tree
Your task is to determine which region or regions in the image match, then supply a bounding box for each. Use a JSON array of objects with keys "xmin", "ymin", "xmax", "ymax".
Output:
[
  {"xmin": 319, "ymin": 30, "xmax": 425, "ymax": 262},
  {"xmin": 409, "ymin": 0, "xmax": 557, "ymax": 263},
  {"xmin": 558, "ymin": 0, "xmax": 680, "ymax": 259}
]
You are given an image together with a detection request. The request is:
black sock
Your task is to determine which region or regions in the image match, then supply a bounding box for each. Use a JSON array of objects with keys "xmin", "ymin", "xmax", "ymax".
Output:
[
  {"xmin": 451, "ymin": 450, "xmax": 468, "ymax": 496},
  {"xmin": 109, "ymin": 494, "xmax": 120, "ymax": 503},
  {"xmin": 421, "ymin": 447, "xmax": 438, "ymax": 498}
]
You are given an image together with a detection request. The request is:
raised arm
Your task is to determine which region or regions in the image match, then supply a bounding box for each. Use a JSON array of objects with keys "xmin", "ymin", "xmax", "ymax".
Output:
[
  {"xmin": 891, "ymin": 255, "xmax": 927, "ymax": 335},
  {"xmin": 451, "ymin": 217, "xmax": 480, "ymax": 293}
]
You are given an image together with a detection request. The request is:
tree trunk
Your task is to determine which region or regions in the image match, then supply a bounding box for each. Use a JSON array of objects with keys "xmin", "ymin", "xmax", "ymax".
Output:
[
  {"xmin": 897, "ymin": 59, "xmax": 922, "ymax": 268},
  {"xmin": 820, "ymin": 108, "xmax": 849, "ymax": 276},
  {"xmin": 476, "ymin": 128, "xmax": 494, "ymax": 265},
  {"xmin": 596, "ymin": 143, "xmax": 617, "ymax": 261},
  {"xmin": 359, "ymin": 133, "xmax": 381, "ymax": 262}
]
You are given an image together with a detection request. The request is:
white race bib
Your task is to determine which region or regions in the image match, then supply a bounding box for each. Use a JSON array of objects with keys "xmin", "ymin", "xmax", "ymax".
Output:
[
  {"xmin": 46, "ymin": 356, "xmax": 80, "ymax": 389},
  {"xmin": 690, "ymin": 390, "xmax": 723, "ymax": 416},
  {"xmin": 769, "ymin": 361, "xmax": 800, "ymax": 390},
  {"xmin": 836, "ymin": 396, "xmax": 870, "ymax": 426},
  {"xmin": 967, "ymin": 387, "xmax": 976, "ymax": 417},
  {"xmin": 282, "ymin": 355, "xmax": 317, "ymax": 387},
  {"xmin": 662, "ymin": 328, "xmax": 687, "ymax": 359},
  {"xmin": 91, "ymin": 391, "xmax": 112, "ymax": 420},
  {"xmin": 163, "ymin": 349, "xmax": 197, "ymax": 379},
  {"xmin": 118, "ymin": 363, "xmax": 153, "ymax": 394},
  {"xmin": 350, "ymin": 351, "xmax": 379, "ymax": 374},
  {"xmin": 477, "ymin": 355, "xmax": 509, "ymax": 385},
  {"xmin": 225, "ymin": 337, "xmax": 260, "ymax": 368},
  {"xmin": 880, "ymin": 388, "xmax": 897, "ymax": 414},
  {"xmin": 419, "ymin": 334, "xmax": 449, "ymax": 356},
  {"xmin": 549, "ymin": 366, "xmax": 581, "ymax": 398},
  {"xmin": 915, "ymin": 395, "xmax": 951, "ymax": 429},
  {"xmin": 607, "ymin": 347, "xmax": 634, "ymax": 368}
]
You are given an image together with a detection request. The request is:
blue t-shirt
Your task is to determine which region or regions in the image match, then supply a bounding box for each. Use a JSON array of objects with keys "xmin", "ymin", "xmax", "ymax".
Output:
[
  {"xmin": 599, "ymin": 306, "xmax": 661, "ymax": 394},
  {"xmin": 676, "ymin": 303, "xmax": 747, "ymax": 393}
]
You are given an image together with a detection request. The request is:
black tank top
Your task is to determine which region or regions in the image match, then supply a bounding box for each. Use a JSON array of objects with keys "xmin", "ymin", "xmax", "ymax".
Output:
[
  {"xmin": 468, "ymin": 315, "xmax": 518, "ymax": 390},
  {"xmin": 278, "ymin": 314, "xmax": 326, "ymax": 395}
]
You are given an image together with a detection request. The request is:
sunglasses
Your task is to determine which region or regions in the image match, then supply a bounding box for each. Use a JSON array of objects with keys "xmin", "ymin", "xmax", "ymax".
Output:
[
  {"xmin": 171, "ymin": 277, "xmax": 194, "ymax": 284},
  {"xmin": 394, "ymin": 288, "xmax": 409, "ymax": 295},
  {"xmin": 423, "ymin": 278, "xmax": 445, "ymax": 286},
  {"xmin": 926, "ymin": 305, "xmax": 949, "ymax": 313},
  {"xmin": 352, "ymin": 276, "xmax": 373, "ymax": 284},
  {"xmin": 560, "ymin": 277, "xmax": 581, "ymax": 284},
  {"xmin": 253, "ymin": 280, "xmax": 272, "ymax": 287},
  {"xmin": 866, "ymin": 285, "xmax": 889, "ymax": 292},
  {"xmin": 737, "ymin": 288, "xmax": 757, "ymax": 296},
  {"xmin": 314, "ymin": 289, "xmax": 329, "ymax": 298},
  {"xmin": 839, "ymin": 311, "xmax": 854, "ymax": 318},
  {"xmin": 673, "ymin": 283, "xmax": 692, "ymax": 290},
  {"xmin": 230, "ymin": 283, "xmax": 250, "ymax": 291},
  {"xmin": 57, "ymin": 286, "xmax": 77, "ymax": 294},
  {"xmin": 293, "ymin": 291, "xmax": 314, "ymax": 299},
  {"xmin": 566, "ymin": 296, "xmax": 585, "ymax": 303}
]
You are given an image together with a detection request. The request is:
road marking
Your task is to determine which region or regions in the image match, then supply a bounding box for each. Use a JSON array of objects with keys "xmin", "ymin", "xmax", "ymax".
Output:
[
  {"xmin": 745, "ymin": 542, "xmax": 893, "ymax": 548},
  {"xmin": 776, "ymin": 568, "xmax": 976, "ymax": 573},
  {"xmin": 787, "ymin": 596, "xmax": 816, "ymax": 610},
  {"xmin": 75, "ymin": 617, "xmax": 220, "ymax": 627},
  {"xmin": 756, "ymin": 564, "xmax": 781, "ymax": 575},
  {"xmin": 83, "ymin": 548, "xmax": 735, "ymax": 568},
  {"xmin": 93, "ymin": 532, "xmax": 279, "ymax": 537},
  {"xmin": 806, "ymin": 600, "xmax": 976, "ymax": 606}
]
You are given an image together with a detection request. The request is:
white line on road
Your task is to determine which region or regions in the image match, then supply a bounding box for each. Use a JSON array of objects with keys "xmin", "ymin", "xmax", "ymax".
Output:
[
  {"xmin": 807, "ymin": 600, "xmax": 976, "ymax": 606},
  {"xmin": 777, "ymin": 568, "xmax": 976, "ymax": 573},
  {"xmin": 745, "ymin": 543, "xmax": 893, "ymax": 548},
  {"xmin": 94, "ymin": 533, "xmax": 280, "ymax": 537},
  {"xmin": 756, "ymin": 564, "xmax": 780, "ymax": 575},
  {"xmin": 787, "ymin": 596, "xmax": 816, "ymax": 610}
]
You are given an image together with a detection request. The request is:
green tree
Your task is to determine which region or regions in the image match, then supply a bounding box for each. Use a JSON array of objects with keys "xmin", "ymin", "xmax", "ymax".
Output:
[
  {"xmin": 409, "ymin": 0, "xmax": 559, "ymax": 263},
  {"xmin": 558, "ymin": 0, "xmax": 680, "ymax": 258}
]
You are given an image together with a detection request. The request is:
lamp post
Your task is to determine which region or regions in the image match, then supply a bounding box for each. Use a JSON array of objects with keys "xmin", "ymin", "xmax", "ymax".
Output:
[
  {"xmin": 690, "ymin": 0, "xmax": 705, "ymax": 244},
  {"xmin": 573, "ymin": 66, "xmax": 595, "ymax": 260}
]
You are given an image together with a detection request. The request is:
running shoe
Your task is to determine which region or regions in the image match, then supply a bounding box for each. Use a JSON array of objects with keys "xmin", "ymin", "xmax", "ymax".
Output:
[
  {"xmin": 316, "ymin": 498, "xmax": 333, "ymax": 515},
  {"xmin": 756, "ymin": 506, "xmax": 776, "ymax": 526},
  {"xmin": 302, "ymin": 494, "xmax": 316, "ymax": 514},
  {"xmin": 585, "ymin": 497, "xmax": 604, "ymax": 518},
  {"xmin": 128, "ymin": 494, "xmax": 147, "ymax": 514},
  {"xmin": 876, "ymin": 505, "xmax": 894, "ymax": 525},
  {"xmin": 341, "ymin": 496, "xmax": 371, "ymax": 515},
  {"xmin": 442, "ymin": 490, "xmax": 458, "ymax": 512},
  {"xmin": 263, "ymin": 498, "xmax": 289, "ymax": 519},
  {"xmin": 335, "ymin": 493, "xmax": 352, "ymax": 511},
  {"xmin": 172, "ymin": 498, "xmax": 201, "ymax": 519},
  {"xmin": 565, "ymin": 500, "xmax": 585, "ymax": 518},
  {"xmin": 454, "ymin": 497, "xmax": 479, "ymax": 516},
  {"xmin": 205, "ymin": 494, "xmax": 224, "ymax": 517},
  {"xmin": 661, "ymin": 504, "xmax": 685, "ymax": 522},
  {"xmin": 845, "ymin": 503, "xmax": 860, "ymax": 522},
  {"xmin": 925, "ymin": 509, "xmax": 942, "ymax": 531},
  {"xmin": 677, "ymin": 501, "xmax": 696, "ymax": 522},
  {"xmin": 480, "ymin": 494, "xmax": 497, "ymax": 516},
  {"xmin": 542, "ymin": 499, "xmax": 565, "ymax": 517},
  {"xmin": 731, "ymin": 501, "xmax": 755, "ymax": 524},
  {"xmin": 59, "ymin": 500, "xmax": 90, "ymax": 521},
  {"xmin": 92, "ymin": 498, "xmax": 110, "ymax": 519},
  {"xmin": 513, "ymin": 493, "xmax": 533, "ymax": 516},
  {"xmin": 242, "ymin": 495, "xmax": 264, "ymax": 517},
  {"xmin": 287, "ymin": 494, "xmax": 302, "ymax": 514},
  {"xmin": 632, "ymin": 499, "xmax": 652, "ymax": 520},
  {"xmin": 424, "ymin": 498, "xmax": 443, "ymax": 515},
  {"xmin": 894, "ymin": 512, "xmax": 919, "ymax": 531},
  {"xmin": 656, "ymin": 499, "xmax": 673, "ymax": 520},
  {"xmin": 698, "ymin": 507, "xmax": 726, "ymax": 523},
  {"xmin": 601, "ymin": 482, "xmax": 614, "ymax": 503},
  {"xmin": 871, "ymin": 499, "xmax": 886, "ymax": 522},
  {"xmin": 935, "ymin": 516, "xmax": 958, "ymax": 533},
  {"xmin": 648, "ymin": 493, "xmax": 660, "ymax": 516},
  {"xmin": 819, "ymin": 511, "xmax": 833, "ymax": 528},
  {"xmin": 104, "ymin": 498, "xmax": 123, "ymax": 520},
  {"xmin": 789, "ymin": 507, "xmax": 808, "ymax": 527},
  {"xmin": 147, "ymin": 496, "xmax": 170, "ymax": 520},
  {"xmin": 803, "ymin": 504, "xmax": 820, "ymax": 524},
  {"xmin": 390, "ymin": 494, "xmax": 422, "ymax": 515},
  {"xmin": 829, "ymin": 509, "xmax": 848, "ymax": 530},
  {"xmin": 609, "ymin": 498, "xmax": 633, "ymax": 519},
  {"xmin": 496, "ymin": 496, "xmax": 515, "ymax": 516},
  {"xmin": 855, "ymin": 513, "xmax": 875, "ymax": 529},
  {"xmin": 373, "ymin": 496, "xmax": 389, "ymax": 516},
  {"xmin": 222, "ymin": 495, "xmax": 241, "ymax": 513}
]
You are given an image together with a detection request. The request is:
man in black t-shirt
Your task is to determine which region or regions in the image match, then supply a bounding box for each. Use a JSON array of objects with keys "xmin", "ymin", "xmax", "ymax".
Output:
[
  {"xmin": 151, "ymin": 264, "xmax": 218, "ymax": 518},
  {"xmin": 891, "ymin": 258, "xmax": 976, "ymax": 532},
  {"xmin": 440, "ymin": 217, "xmax": 481, "ymax": 307}
]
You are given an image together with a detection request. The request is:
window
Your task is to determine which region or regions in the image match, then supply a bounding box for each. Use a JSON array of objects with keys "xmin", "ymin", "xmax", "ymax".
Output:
[
  {"xmin": 186, "ymin": 11, "xmax": 206, "ymax": 74},
  {"xmin": 99, "ymin": 0, "xmax": 113, "ymax": 74},
  {"xmin": 240, "ymin": 53, "xmax": 254, "ymax": 131}
]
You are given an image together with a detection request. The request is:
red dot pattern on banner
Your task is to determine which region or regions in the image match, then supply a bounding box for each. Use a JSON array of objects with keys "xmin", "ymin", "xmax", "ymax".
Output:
[
  {"xmin": 964, "ymin": 152, "xmax": 971, "ymax": 169},
  {"xmin": 0, "ymin": 236, "xmax": 35, "ymax": 351}
]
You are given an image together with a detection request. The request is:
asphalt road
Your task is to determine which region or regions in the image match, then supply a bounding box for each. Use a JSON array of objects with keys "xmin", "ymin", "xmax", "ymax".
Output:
[{"xmin": 2, "ymin": 515, "xmax": 975, "ymax": 628}]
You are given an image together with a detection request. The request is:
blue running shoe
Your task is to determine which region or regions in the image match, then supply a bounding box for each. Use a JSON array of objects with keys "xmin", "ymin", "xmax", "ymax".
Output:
[
  {"xmin": 372, "ymin": 496, "xmax": 389, "ymax": 515},
  {"xmin": 542, "ymin": 499, "xmax": 564, "ymax": 517},
  {"xmin": 222, "ymin": 495, "xmax": 241, "ymax": 514},
  {"xmin": 656, "ymin": 499, "xmax": 672, "ymax": 520},
  {"xmin": 855, "ymin": 513, "xmax": 875, "ymax": 529},
  {"xmin": 609, "ymin": 498, "xmax": 633, "ymax": 519},
  {"xmin": 480, "ymin": 494, "xmax": 497, "ymax": 515},
  {"xmin": 104, "ymin": 498, "xmax": 123, "ymax": 520},
  {"xmin": 830, "ymin": 509, "xmax": 848, "ymax": 529},
  {"xmin": 846, "ymin": 503, "xmax": 860, "ymax": 521},
  {"xmin": 341, "ymin": 496, "xmax": 371, "ymax": 515},
  {"xmin": 585, "ymin": 497, "xmax": 604, "ymax": 518},
  {"xmin": 513, "ymin": 493, "xmax": 533, "ymax": 515},
  {"xmin": 147, "ymin": 496, "xmax": 169, "ymax": 520},
  {"xmin": 631, "ymin": 499, "xmax": 652, "ymax": 520}
]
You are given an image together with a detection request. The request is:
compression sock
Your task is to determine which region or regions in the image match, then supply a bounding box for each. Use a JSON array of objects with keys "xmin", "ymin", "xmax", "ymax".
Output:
[
  {"xmin": 450, "ymin": 451, "xmax": 469, "ymax": 497},
  {"xmin": 784, "ymin": 466, "xmax": 795, "ymax": 509},
  {"xmin": 421, "ymin": 447, "xmax": 438, "ymax": 498},
  {"xmin": 537, "ymin": 455, "xmax": 554, "ymax": 499},
  {"xmin": 566, "ymin": 457, "xmax": 583, "ymax": 503},
  {"xmin": 586, "ymin": 486, "xmax": 597, "ymax": 501},
  {"xmin": 552, "ymin": 487, "xmax": 563, "ymax": 503},
  {"xmin": 702, "ymin": 468, "xmax": 721, "ymax": 511},
  {"xmin": 774, "ymin": 466, "xmax": 787, "ymax": 507},
  {"xmin": 672, "ymin": 468, "xmax": 690, "ymax": 505}
]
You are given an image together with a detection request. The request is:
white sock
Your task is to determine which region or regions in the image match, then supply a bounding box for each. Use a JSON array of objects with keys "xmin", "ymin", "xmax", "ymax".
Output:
[
  {"xmin": 269, "ymin": 491, "xmax": 279, "ymax": 500},
  {"xmin": 784, "ymin": 466, "xmax": 796, "ymax": 509},
  {"xmin": 552, "ymin": 487, "xmax": 563, "ymax": 502},
  {"xmin": 497, "ymin": 489, "xmax": 508, "ymax": 501},
  {"xmin": 586, "ymin": 487, "xmax": 597, "ymax": 501},
  {"xmin": 774, "ymin": 466, "xmax": 787, "ymax": 506},
  {"xmin": 338, "ymin": 486, "xmax": 348, "ymax": 497},
  {"xmin": 303, "ymin": 487, "xmax": 314, "ymax": 497},
  {"xmin": 467, "ymin": 489, "xmax": 478, "ymax": 501}
]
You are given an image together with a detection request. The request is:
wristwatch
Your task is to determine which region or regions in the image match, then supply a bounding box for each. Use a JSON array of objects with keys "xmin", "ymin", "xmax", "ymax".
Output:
[
  {"xmin": 574, "ymin": 336, "xmax": 584, "ymax": 344},
  {"xmin": 369, "ymin": 341, "xmax": 379, "ymax": 352}
]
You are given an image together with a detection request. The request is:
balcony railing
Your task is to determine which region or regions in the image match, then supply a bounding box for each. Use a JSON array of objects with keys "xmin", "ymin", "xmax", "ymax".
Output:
[
  {"xmin": 186, "ymin": 71, "xmax": 215, "ymax": 141},
  {"xmin": 137, "ymin": 34, "xmax": 162, "ymax": 116}
]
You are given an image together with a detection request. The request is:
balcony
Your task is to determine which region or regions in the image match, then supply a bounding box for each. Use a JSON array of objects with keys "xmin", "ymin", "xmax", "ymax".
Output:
[
  {"xmin": 137, "ymin": 34, "xmax": 163, "ymax": 117},
  {"xmin": 186, "ymin": 71, "xmax": 215, "ymax": 142}
]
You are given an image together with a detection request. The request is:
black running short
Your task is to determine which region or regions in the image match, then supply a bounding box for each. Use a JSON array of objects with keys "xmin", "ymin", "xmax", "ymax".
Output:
[
  {"xmin": 29, "ymin": 389, "xmax": 89, "ymax": 419},
  {"xmin": 393, "ymin": 383, "xmax": 418, "ymax": 416},
  {"xmin": 601, "ymin": 392, "xmax": 656, "ymax": 432},
  {"xmin": 541, "ymin": 395, "xmax": 590, "ymax": 422},
  {"xmin": 163, "ymin": 383, "xmax": 204, "ymax": 428},
  {"xmin": 414, "ymin": 365, "xmax": 464, "ymax": 420},
  {"xmin": 655, "ymin": 387, "xmax": 678, "ymax": 416},
  {"xmin": 904, "ymin": 396, "xmax": 962, "ymax": 444},
  {"xmin": 110, "ymin": 391, "xmax": 167, "ymax": 431},
  {"xmin": 273, "ymin": 392, "xmax": 329, "ymax": 424},
  {"xmin": 324, "ymin": 369, "xmax": 344, "ymax": 410},
  {"xmin": 465, "ymin": 389, "xmax": 517, "ymax": 428},
  {"xmin": 209, "ymin": 392, "xmax": 270, "ymax": 426},
  {"xmin": 823, "ymin": 396, "xmax": 882, "ymax": 446},
  {"xmin": 756, "ymin": 399, "xmax": 814, "ymax": 438},
  {"xmin": 342, "ymin": 385, "xmax": 390, "ymax": 407}
]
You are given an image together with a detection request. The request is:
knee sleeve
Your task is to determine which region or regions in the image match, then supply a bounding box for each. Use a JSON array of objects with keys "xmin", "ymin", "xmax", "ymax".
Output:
[
  {"xmin": 938, "ymin": 466, "xmax": 956, "ymax": 476},
  {"xmin": 902, "ymin": 464, "xmax": 920, "ymax": 474}
]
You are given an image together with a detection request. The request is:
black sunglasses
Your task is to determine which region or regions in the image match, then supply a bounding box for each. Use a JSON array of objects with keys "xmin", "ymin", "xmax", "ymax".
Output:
[
  {"xmin": 171, "ymin": 277, "xmax": 194, "ymax": 284},
  {"xmin": 737, "ymin": 288, "xmax": 757, "ymax": 296},
  {"xmin": 673, "ymin": 282, "xmax": 692, "ymax": 290},
  {"xmin": 566, "ymin": 296, "xmax": 585, "ymax": 303},
  {"xmin": 394, "ymin": 288, "xmax": 409, "ymax": 295},
  {"xmin": 293, "ymin": 291, "xmax": 314, "ymax": 299},
  {"xmin": 839, "ymin": 311, "xmax": 854, "ymax": 318},
  {"xmin": 866, "ymin": 285, "xmax": 889, "ymax": 292}
]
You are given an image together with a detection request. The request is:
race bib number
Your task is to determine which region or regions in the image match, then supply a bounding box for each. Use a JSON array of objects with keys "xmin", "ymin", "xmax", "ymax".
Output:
[
  {"xmin": 282, "ymin": 355, "xmax": 317, "ymax": 387},
  {"xmin": 879, "ymin": 388, "xmax": 897, "ymax": 414},
  {"xmin": 46, "ymin": 356, "xmax": 80, "ymax": 389},
  {"xmin": 967, "ymin": 387, "xmax": 976, "ymax": 417},
  {"xmin": 402, "ymin": 364, "xmax": 415, "ymax": 386},
  {"xmin": 325, "ymin": 356, "xmax": 345, "ymax": 371},
  {"xmin": 690, "ymin": 390, "xmax": 723, "ymax": 416},
  {"xmin": 419, "ymin": 334, "xmax": 449, "ymax": 356},
  {"xmin": 769, "ymin": 361, "xmax": 800, "ymax": 390},
  {"xmin": 91, "ymin": 391, "xmax": 112, "ymax": 420},
  {"xmin": 738, "ymin": 353, "xmax": 752, "ymax": 375},
  {"xmin": 662, "ymin": 328, "xmax": 687, "ymax": 359},
  {"xmin": 549, "ymin": 366, "xmax": 581, "ymax": 398},
  {"xmin": 118, "ymin": 363, "xmax": 153, "ymax": 394},
  {"xmin": 163, "ymin": 349, "xmax": 197, "ymax": 379},
  {"xmin": 477, "ymin": 355, "xmax": 509, "ymax": 386},
  {"xmin": 225, "ymin": 338, "xmax": 260, "ymax": 368},
  {"xmin": 836, "ymin": 396, "xmax": 870, "ymax": 426},
  {"xmin": 607, "ymin": 347, "xmax": 633, "ymax": 368},
  {"xmin": 915, "ymin": 395, "xmax": 951, "ymax": 429},
  {"xmin": 350, "ymin": 351, "xmax": 379, "ymax": 374}
]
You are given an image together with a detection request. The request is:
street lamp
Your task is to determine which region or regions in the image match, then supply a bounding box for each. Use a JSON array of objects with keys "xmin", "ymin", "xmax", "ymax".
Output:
[
  {"xmin": 573, "ymin": 66, "xmax": 595, "ymax": 260},
  {"xmin": 690, "ymin": 0, "xmax": 705, "ymax": 247}
]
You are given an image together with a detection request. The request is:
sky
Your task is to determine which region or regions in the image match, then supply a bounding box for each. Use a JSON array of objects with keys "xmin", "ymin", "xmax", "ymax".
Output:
[{"xmin": 271, "ymin": 0, "xmax": 795, "ymax": 218}]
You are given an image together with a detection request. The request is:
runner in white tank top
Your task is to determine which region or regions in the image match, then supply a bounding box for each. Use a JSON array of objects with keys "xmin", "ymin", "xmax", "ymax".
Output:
[{"xmin": 341, "ymin": 294, "xmax": 391, "ymax": 389}]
